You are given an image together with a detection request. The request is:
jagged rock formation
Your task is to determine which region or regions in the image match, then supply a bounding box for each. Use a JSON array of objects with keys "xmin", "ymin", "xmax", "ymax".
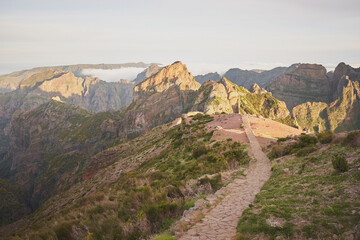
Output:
[
  {"xmin": 250, "ymin": 83, "xmax": 267, "ymax": 94},
  {"xmin": 223, "ymin": 66, "xmax": 288, "ymax": 89},
  {"xmin": 195, "ymin": 72, "xmax": 221, "ymax": 84},
  {"xmin": 192, "ymin": 77, "xmax": 295, "ymax": 125},
  {"xmin": 293, "ymin": 63, "xmax": 360, "ymax": 132},
  {"xmin": 131, "ymin": 64, "xmax": 161, "ymax": 85},
  {"xmin": 129, "ymin": 61, "xmax": 201, "ymax": 131},
  {"xmin": 266, "ymin": 64, "xmax": 332, "ymax": 110},
  {"xmin": 0, "ymin": 62, "xmax": 150, "ymax": 92},
  {"xmin": 133, "ymin": 61, "xmax": 200, "ymax": 100}
]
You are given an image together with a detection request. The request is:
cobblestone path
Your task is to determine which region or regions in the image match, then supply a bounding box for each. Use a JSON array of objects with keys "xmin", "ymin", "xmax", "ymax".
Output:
[{"xmin": 178, "ymin": 115, "xmax": 272, "ymax": 240}]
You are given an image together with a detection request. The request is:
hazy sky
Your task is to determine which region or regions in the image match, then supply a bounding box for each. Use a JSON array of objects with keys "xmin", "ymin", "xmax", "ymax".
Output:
[{"xmin": 1, "ymin": 0, "xmax": 359, "ymax": 75}]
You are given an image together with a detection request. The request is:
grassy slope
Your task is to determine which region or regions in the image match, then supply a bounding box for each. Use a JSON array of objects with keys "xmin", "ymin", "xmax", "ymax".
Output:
[
  {"xmin": 3, "ymin": 114, "xmax": 250, "ymax": 240},
  {"xmin": 236, "ymin": 135, "xmax": 360, "ymax": 239}
]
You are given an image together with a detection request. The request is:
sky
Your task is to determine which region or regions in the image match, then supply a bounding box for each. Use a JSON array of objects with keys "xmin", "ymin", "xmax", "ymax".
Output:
[{"xmin": 1, "ymin": 0, "xmax": 360, "ymax": 76}]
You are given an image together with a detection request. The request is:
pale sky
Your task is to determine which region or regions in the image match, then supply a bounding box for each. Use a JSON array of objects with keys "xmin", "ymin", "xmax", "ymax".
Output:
[{"xmin": 1, "ymin": 0, "xmax": 359, "ymax": 75}]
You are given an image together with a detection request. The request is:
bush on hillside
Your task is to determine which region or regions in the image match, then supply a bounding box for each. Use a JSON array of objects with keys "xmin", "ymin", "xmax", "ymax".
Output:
[
  {"xmin": 296, "ymin": 145, "xmax": 317, "ymax": 157},
  {"xmin": 342, "ymin": 131, "xmax": 360, "ymax": 148},
  {"xmin": 53, "ymin": 222, "xmax": 72, "ymax": 240},
  {"xmin": 192, "ymin": 145, "xmax": 207, "ymax": 158},
  {"xmin": 299, "ymin": 134, "xmax": 317, "ymax": 147},
  {"xmin": 332, "ymin": 156, "xmax": 349, "ymax": 172},
  {"xmin": 268, "ymin": 144, "xmax": 295, "ymax": 159},
  {"xmin": 317, "ymin": 131, "xmax": 333, "ymax": 144},
  {"xmin": 277, "ymin": 136, "xmax": 291, "ymax": 143}
]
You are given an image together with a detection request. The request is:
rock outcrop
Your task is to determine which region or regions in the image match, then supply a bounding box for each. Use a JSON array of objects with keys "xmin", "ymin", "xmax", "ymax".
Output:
[
  {"xmin": 250, "ymin": 83, "xmax": 267, "ymax": 94},
  {"xmin": 267, "ymin": 64, "xmax": 331, "ymax": 110},
  {"xmin": 133, "ymin": 61, "xmax": 200, "ymax": 101},
  {"xmin": 192, "ymin": 77, "xmax": 295, "ymax": 125}
]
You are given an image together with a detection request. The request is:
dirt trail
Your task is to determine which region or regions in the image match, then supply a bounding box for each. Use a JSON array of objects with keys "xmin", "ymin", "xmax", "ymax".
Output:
[{"xmin": 178, "ymin": 114, "xmax": 272, "ymax": 240}]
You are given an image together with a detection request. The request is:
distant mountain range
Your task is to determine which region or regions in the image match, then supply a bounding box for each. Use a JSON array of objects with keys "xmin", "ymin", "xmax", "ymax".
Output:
[{"xmin": 0, "ymin": 63, "xmax": 151, "ymax": 93}]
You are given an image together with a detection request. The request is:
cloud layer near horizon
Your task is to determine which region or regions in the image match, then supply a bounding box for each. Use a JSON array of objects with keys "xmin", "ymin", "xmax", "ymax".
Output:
[{"xmin": 82, "ymin": 67, "xmax": 147, "ymax": 82}]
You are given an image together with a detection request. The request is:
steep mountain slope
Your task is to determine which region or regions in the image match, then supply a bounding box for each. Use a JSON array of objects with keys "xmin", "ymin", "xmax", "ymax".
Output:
[
  {"xmin": 293, "ymin": 63, "xmax": 360, "ymax": 132},
  {"xmin": 223, "ymin": 66, "xmax": 288, "ymax": 89},
  {"xmin": 192, "ymin": 78, "xmax": 296, "ymax": 126},
  {"xmin": 267, "ymin": 64, "xmax": 332, "ymax": 110},
  {"xmin": 0, "ymin": 63, "xmax": 149, "ymax": 92},
  {"xmin": 0, "ymin": 100, "xmax": 123, "ymax": 223}
]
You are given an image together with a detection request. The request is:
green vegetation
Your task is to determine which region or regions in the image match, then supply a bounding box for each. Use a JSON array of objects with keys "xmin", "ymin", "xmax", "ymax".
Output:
[
  {"xmin": 236, "ymin": 140, "xmax": 360, "ymax": 239},
  {"xmin": 54, "ymin": 222, "xmax": 72, "ymax": 240},
  {"xmin": 268, "ymin": 134, "xmax": 318, "ymax": 159},
  {"xmin": 317, "ymin": 131, "xmax": 333, "ymax": 144},
  {"xmin": 332, "ymin": 155, "xmax": 349, "ymax": 172},
  {"xmin": 9, "ymin": 114, "xmax": 250, "ymax": 240},
  {"xmin": 342, "ymin": 131, "xmax": 360, "ymax": 147},
  {"xmin": 153, "ymin": 234, "xmax": 177, "ymax": 240}
]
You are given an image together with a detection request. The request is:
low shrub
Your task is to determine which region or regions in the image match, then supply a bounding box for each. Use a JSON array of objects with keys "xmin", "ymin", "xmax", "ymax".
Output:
[
  {"xmin": 53, "ymin": 222, "xmax": 72, "ymax": 240},
  {"xmin": 299, "ymin": 134, "xmax": 317, "ymax": 147},
  {"xmin": 277, "ymin": 136, "xmax": 291, "ymax": 143},
  {"xmin": 296, "ymin": 145, "xmax": 317, "ymax": 157},
  {"xmin": 343, "ymin": 131, "xmax": 360, "ymax": 148},
  {"xmin": 192, "ymin": 145, "xmax": 207, "ymax": 158},
  {"xmin": 332, "ymin": 156, "xmax": 349, "ymax": 172},
  {"xmin": 268, "ymin": 144, "xmax": 295, "ymax": 159},
  {"xmin": 317, "ymin": 131, "xmax": 333, "ymax": 144}
]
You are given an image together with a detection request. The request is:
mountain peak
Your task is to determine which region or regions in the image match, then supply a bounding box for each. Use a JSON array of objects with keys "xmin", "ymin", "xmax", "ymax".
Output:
[{"xmin": 133, "ymin": 61, "xmax": 200, "ymax": 101}]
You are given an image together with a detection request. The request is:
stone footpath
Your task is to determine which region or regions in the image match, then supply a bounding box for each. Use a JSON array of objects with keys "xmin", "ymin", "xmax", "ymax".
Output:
[{"xmin": 178, "ymin": 114, "xmax": 272, "ymax": 240}]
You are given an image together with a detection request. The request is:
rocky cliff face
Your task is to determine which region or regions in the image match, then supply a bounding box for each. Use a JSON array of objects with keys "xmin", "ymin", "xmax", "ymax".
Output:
[
  {"xmin": 133, "ymin": 61, "xmax": 200, "ymax": 101},
  {"xmin": 192, "ymin": 77, "xmax": 295, "ymax": 125},
  {"xmin": 267, "ymin": 64, "xmax": 331, "ymax": 110},
  {"xmin": 293, "ymin": 63, "xmax": 360, "ymax": 132},
  {"xmin": 128, "ymin": 61, "xmax": 201, "ymax": 131}
]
